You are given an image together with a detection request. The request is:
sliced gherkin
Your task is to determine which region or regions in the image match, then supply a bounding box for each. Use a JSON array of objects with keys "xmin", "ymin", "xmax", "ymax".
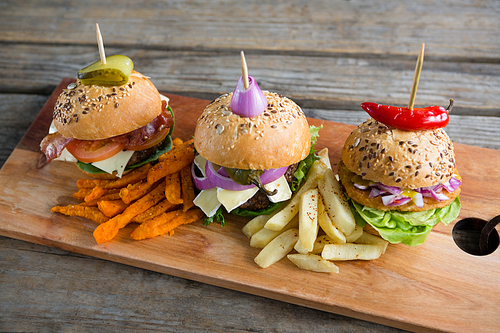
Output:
[
  {"xmin": 224, "ymin": 167, "xmax": 278, "ymax": 196},
  {"xmin": 77, "ymin": 55, "xmax": 134, "ymax": 86}
]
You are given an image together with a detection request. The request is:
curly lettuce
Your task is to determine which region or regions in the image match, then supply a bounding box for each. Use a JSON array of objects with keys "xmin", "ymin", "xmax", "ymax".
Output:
[{"xmin": 349, "ymin": 197, "xmax": 460, "ymax": 246}]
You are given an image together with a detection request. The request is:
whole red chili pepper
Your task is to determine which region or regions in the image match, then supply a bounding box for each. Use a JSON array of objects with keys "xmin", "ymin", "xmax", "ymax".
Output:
[{"xmin": 360, "ymin": 99, "xmax": 453, "ymax": 131}]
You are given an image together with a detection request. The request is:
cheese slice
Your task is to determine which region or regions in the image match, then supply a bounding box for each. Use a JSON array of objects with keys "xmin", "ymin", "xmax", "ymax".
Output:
[
  {"xmin": 90, "ymin": 150, "xmax": 136, "ymax": 178},
  {"xmin": 263, "ymin": 175, "xmax": 292, "ymax": 203},
  {"xmin": 54, "ymin": 148, "xmax": 78, "ymax": 163},
  {"xmin": 217, "ymin": 187, "xmax": 259, "ymax": 213},
  {"xmin": 193, "ymin": 188, "xmax": 221, "ymax": 217}
]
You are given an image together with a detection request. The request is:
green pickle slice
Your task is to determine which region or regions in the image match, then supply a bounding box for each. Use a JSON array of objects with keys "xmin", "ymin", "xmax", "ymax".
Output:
[{"xmin": 77, "ymin": 55, "xmax": 134, "ymax": 86}]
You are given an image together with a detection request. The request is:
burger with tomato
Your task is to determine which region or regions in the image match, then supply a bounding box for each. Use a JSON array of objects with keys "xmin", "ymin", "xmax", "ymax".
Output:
[{"xmin": 40, "ymin": 70, "xmax": 174, "ymax": 178}]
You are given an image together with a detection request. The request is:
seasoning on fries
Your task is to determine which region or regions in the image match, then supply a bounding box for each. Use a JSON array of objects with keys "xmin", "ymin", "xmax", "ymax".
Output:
[
  {"xmin": 50, "ymin": 138, "xmax": 202, "ymax": 244},
  {"xmin": 242, "ymin": 148, "xmax": 389, "ymax": 273}
]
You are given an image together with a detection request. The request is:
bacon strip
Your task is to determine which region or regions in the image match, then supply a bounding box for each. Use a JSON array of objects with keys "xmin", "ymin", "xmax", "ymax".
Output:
[{"xmin": 40, "ymin": 132, "xmax": 74, "ymax": 162}]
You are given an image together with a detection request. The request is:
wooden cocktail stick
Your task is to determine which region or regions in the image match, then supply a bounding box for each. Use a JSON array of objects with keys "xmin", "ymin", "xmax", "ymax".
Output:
[
  {"xmin": 240, "ymin": 51, "xmax": 249, "ymax": 90},
  {"xmin": 408, "ymin": 43, "xmax": 425, "ymax": 110},
  {"xmin": 96, "ymin": 23, "xmax": 106, "ymax": 65}
]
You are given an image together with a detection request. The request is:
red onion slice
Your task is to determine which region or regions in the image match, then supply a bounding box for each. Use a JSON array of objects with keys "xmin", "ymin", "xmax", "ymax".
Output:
[
  {"xmin": 230, "ymin": 75, "xmax": 267, "ymax": 118},
  {"xmin": 191, "ymin": 162, "xmax": 215, "ymax": 190},
  {"xmin": 206, "ymin": 161, "xmax": 255, "ymax": 191}
]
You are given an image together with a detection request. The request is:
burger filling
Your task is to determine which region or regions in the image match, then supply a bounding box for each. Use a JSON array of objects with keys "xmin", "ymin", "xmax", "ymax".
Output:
[
  {"xmin": 193, "ymin": 125, "xmax": 321, "ymax": 225},
  {"xmin": 40, "ymin": 96, "xmax": 174, "ymax": 177}
]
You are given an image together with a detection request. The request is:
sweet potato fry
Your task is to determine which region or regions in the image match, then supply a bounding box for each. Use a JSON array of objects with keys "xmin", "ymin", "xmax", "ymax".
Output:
[
  {"xmin": 120, "ymin": 179, "xmax": 156, "ymax": 205},
  {"xmin": 84, "ymin": 186, "xmax": 107, "ymax": 202},
  {"xmin": 172, "ymin": 137, "xmax": 184, "ymax": 146},
  {"xmin": 93, "ymin": 180, "xmax": 166, "ymax": 244},
  {"xmin": 165, "ymin": 171, "xmax": 183, "ymax": 205},
  {"xmin": 131, "ymin": 199, "xmax": 180, "ymax": 223},
  {"xmin": 158, "ymin": 139, "xmax": 194, "ymax": 162},
  {"xmin": 80, "ymin": 191, "xmax": 121, "ymax": 207},
  {"xmin": 73, "ymin": 188, "xmax": 93, "ymax": 200},
  {"xmin": 51, "ymin": 205, "xmax": 109, "ymax": 224},
  {"xmin": 180, "ymin": 165, "xmax": 195, "ymax": 212},
  {"xmin": 77, "ymin": 163, "xmax": 152, "ymax": 189},
  {"xmin": 130, "ymin": 207, "xmax": 203, "ymax": 240},
  {"xmin": 97, "ymin": 200, "xmax": 129, "ymax": 218},
  {"xmin": 148, "ymin": 142, "xmax": 194, "ymax": 184}
]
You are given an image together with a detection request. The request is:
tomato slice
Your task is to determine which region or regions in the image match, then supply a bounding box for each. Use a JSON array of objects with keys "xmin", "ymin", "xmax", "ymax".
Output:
[
  {"xmin": 124, "ymin": 126, "xmax": 170, "ymax": 151},
  {"xmin": 66, "ymin": 139, "xmax": 124, "ymax": 163}
]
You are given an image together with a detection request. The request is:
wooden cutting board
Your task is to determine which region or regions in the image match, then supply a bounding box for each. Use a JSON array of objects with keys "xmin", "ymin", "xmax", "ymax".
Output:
[{"xmin": 1, "ymin": 78, "xmax": 499, "ymax": 333}]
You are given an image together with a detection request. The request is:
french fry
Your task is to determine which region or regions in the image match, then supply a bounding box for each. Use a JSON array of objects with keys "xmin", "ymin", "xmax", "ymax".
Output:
[
  {"xmin": 148, "ymin": 143, "xmax": 195, "ymax": 184},
  {"xmin": 93, "ymin": 180, "xmax": 166, "ymax": 244},
  {"xmin": 355, "ymin": 231, "xmax": 389, "ymax": 254},
  {"xmin": 165, "ymin": 171, "xmax": 183, "ymax": 205},
  {"xmin": 317, "ymin": 148, "xmax": 331, "ymax": 169},
  {"xmin": 296, "ymin": 188, "xmax": 319, "ymax": 253},
  {"xmin": 317, "ymin": 195, "xmax": 346, "ymax": 243},
  {"xmin": 130, "ymin": 207, "xmax": 203, "ymax": 240},
  {"xmin": 311, "ymin": 235, "xmax": 336, "ymax": 254},
  {"xmin": 97, "ymin": 200, "xmax": 129, "ymax": 218},
  {"xmin": 84, "ymin": 186, "xmax": 107, "ymax": 202},
  {"xmin": 345, "ymin": 224, "xmax": 363, "ymax": 243},
  {"xmin": 51, "ymin": 205, "xmax": 109, "ymax": 224},
  {"xmin": 243, "ymin": 214, "xmax": 273, "ymax": 238},
  {"xmin": 180, "ymin": 165, "xmax": 195, "ymax": 212},
  {"xmin": 287, "ymin": 253, "xmax": 339, "ymax": 273},
  {"xmin": 321, "ymin": 243, "xmax": 386, "ymax": 261},
  {"xmin": 317, "ymin": 168, "xmax": 356, "ymax": 235},
  {"xmin": 254, "ymin": 228, "xmax": 299, "ymax": 268},
  {"xmin": 250, "ymin": 215, "xmax": 299, "ymax": 249},
  {"xmin": 131, "ymin": 199, "xmax": 180, "ymax": 223},
  {"xmin": 120, "ymin": 179, "xmax": 156, "ymax": 205},
  {"xmin": 77, "ymin": 163, "xmax": 152, "ymax": 189},
  {"xmin": 264, "ymin": 160, "xmax": 328, "ymax": 231}
]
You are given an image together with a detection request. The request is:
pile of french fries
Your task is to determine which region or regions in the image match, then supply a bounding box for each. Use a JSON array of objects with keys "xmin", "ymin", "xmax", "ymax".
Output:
[
  {"xmin": 51, "ymin": 138, "xmax": 203, "ymax": 244},
  {"xmin": 242, "ymin": 148, "xmax": 389, "ymax": 273}
]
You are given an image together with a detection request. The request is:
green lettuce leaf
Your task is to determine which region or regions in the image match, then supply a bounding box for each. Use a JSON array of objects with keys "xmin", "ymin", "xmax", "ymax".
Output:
[{"xmin": 349, "ymin": 197, "xmax": 461, "ymax": 246}]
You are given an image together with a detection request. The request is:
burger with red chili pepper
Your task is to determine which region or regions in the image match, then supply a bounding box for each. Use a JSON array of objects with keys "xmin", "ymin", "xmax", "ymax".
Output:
[
  {"xmin": 338, "ymin": 100, "xmax": 461, "ymax": 246},
  {"xmin": 40, "ymin": 70, "xmax": 174, "ymax": 179}
]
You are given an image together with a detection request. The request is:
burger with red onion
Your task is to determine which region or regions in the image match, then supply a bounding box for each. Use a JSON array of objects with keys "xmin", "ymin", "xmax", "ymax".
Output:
[
  {"xmin": 338, "ymin": 101, "xmax": 461, "ymax": 246},
  {"xmin": 191, "ymin": 74, "xmax": 320, "ymax": 224},
  {"xmin": 40, "ymin": 70, "xmax": 174, "ymax": 178}
]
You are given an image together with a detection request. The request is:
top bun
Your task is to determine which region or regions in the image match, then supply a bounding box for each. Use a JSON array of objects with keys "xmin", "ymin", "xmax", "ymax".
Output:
[
  {"xmin": 53, "ymin": 71, "xmax": 162, "ymax": 140},
  {"xmin": 341, "ymin": 118, "xmax": 457, "ymax": 189},
  {"xmin": 194, "ymin": 91, "xmax": 311, "ymax": 170}
]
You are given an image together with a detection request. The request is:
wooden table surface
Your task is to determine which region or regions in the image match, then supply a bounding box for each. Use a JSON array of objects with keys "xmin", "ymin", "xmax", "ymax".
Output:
[{"xmin": 1, "ymin": 1, "xmax": 499, "ymax": 332}]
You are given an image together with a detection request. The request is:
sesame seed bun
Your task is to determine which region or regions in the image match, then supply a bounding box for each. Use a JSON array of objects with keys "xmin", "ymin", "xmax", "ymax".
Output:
[
  {"xmin": 194, "ymin": 91, "xmax": 310, "ymax": 170},
  {"xmin": 341, "ymin": 118, "xmax": 457, "ymax": 189},
  {"xmin": 53, "ymin": 71, "xmax": 162, "ymax": 140}
]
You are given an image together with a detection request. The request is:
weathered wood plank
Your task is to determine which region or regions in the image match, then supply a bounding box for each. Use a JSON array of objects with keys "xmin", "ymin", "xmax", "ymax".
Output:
[
  {"xmin": 1, "ymin": 46, "xmax": 499, "ymax": 116},
  {"xmin": 0, "ymin": 236, "xmax": 405, "ymax": 333},
  {"xmin": 2, "ymin": 0, "xmax": 500, "ymax": 60}
]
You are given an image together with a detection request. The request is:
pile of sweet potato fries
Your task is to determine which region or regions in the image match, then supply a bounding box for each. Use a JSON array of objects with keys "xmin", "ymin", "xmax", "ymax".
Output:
[{"xmin": 51, "ymin": 138, "xmax": 203, "ymax": 244}]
